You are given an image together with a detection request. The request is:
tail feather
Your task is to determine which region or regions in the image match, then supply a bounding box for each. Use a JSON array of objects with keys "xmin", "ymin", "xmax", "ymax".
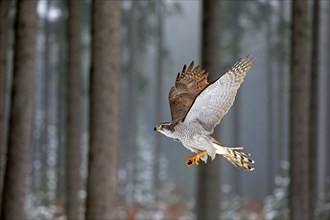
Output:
[{"xmin": 212, "ymin": 143, "xmax": 255, "ymax": 171}]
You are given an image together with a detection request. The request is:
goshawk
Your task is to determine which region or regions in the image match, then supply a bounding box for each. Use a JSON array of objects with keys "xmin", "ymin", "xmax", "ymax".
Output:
[{"xmin": 154, "ymin": 56, "xmax": 255, "ymax": 171}]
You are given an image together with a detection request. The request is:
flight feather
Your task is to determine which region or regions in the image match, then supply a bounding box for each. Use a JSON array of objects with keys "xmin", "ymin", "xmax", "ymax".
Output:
[
  {"xmin": 169, "ymin": 61, "xmax": 209, "ymax": 124},
  {"xmin": 184, "ymin": 56, "xmax": 255, "ymax": 133}
]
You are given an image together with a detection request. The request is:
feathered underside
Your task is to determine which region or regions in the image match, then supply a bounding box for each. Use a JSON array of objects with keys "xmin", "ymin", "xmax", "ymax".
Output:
[{"xmin": 168, "ymin": 61, "xmax": 209, "ymax": 126}]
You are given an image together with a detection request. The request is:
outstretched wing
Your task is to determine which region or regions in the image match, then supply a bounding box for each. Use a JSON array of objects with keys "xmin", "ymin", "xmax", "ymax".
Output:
[
  {"xmin": 169, "ymin": 61, "xmax": 209, "ymax": 124},
  {"xmin": 184, "ymin": 56, "xmax": 255, "ymax": 133}
]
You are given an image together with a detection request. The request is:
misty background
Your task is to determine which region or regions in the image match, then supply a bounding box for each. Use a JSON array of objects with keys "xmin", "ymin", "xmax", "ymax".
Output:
[{"xmin": 0, "ymin": 0, "xmax": 329, "ymax": 219}]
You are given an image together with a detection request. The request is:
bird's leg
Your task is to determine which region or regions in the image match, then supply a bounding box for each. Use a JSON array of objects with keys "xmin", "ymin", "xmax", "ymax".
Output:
[{"xmin": 186, "ymin": 151, "xmax": 207, "ymax": 167}]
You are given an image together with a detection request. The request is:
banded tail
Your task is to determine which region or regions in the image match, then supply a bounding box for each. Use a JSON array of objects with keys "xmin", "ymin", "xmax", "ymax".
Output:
[{"xmin": 212, "ymin": 142, "xmax": 255, "ymax": 171}]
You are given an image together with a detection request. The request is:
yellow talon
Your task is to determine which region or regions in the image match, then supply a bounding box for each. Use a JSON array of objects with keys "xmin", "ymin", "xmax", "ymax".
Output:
[
  {"xmin": 195, "ymin": 155, "xmax": 200, "ymax": 165},
  {"xmin": 186, "ymin": 151, "xmax": 206, "ymax": 167}
]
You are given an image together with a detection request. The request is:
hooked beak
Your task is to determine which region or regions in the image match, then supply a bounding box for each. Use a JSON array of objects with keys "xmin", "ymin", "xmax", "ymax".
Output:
[{"xmin": 154, "ymin": 124, "xmax": 161, "ymax": 131}]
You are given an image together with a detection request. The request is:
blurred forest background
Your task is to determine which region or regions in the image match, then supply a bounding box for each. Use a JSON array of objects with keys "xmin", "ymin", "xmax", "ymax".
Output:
[{"xmin": 0, "ymin": 0, "xmax": 329, "ymax": 219}]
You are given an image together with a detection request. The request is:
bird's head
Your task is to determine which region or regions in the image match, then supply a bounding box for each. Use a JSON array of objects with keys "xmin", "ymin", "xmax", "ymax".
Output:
[{"xmin": 154, "ymin": 122, "xmax": 173, "ymax": 137}]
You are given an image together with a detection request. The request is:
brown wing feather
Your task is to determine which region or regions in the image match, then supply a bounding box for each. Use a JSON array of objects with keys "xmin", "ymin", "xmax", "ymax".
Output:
[{"xmin": 169, "ymin": 61, "xmax": 209, "ymax": 124}]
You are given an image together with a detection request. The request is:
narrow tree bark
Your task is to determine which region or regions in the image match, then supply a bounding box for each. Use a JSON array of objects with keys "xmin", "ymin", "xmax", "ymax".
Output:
[
  {"xmin": 0, "ymin": 0, "xmax": 37, "ymax": 218},
  {"xmin": 154, "ymin": 0, "xmax": 164, "ymax": 201},
  {"xmin": 65, "ymin": 0, "xmax": 82, "ymax": 219},
  {"xmin": 308, "ymin": 0, "xmax": 320, "ymax": 217},
  {"xmin": 0, "ymin": 0, "xmax": 9, "ymax": 213},
  {"xmin": 0, "ymin": 0, "xmax": 9, "ymax": 147},
  {"xmin": 289, "ymin": 1, "xmax": 310, "ymax": 219},
  {"xmin": 85, "ymin": 1, "xmax": 121, "ymax": 219},
  {"xmin": 196, "ymin": 0, "xmax": 221, "ymax": 219},
  {"xmin": 324, "ymin": 1, "xmax": 330, "ymax": 197}
]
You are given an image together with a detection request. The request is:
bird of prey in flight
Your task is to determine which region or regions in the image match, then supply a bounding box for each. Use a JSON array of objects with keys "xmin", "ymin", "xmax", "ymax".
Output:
[{"xmin": 154, "ymin": 56, "xmax": 255, "ymax": 171}]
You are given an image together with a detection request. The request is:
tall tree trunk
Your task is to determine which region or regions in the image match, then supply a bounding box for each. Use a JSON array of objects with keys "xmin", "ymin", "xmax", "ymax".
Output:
[
  {"xmin": 324, "ymin": 1, "xmax": 330, "ymax": 196},
  {"xmin": 0, "ymin": 0, "xmax": 37, "ymax": 218},
  {"xmin": 0, "ymin": 0, "xmax": 9, "ymax": 213},
  {"xmin": 266, "ymin": 3, "xmax": 274, "ymax": 195},
  {"xmin": 154, "ymin": 0, "xmax": 164, "ymax": 202},
  {"xmin": 196, "ymin": 1, "xmax": 221, "ymax": 219},
  {"xmin": 289, "ymin": 1, "xmax": 310, "ymax": 219},
  {"xmin": 85, "ymin": 1, "xmax": 121, "ymax": 219},
  {"xmin": 308, "ymin": 0, "xmax": 320, "ymax": 217},
  {"xmin": 65, "ymin": 0, "xmax": 82, "ymax": 219}
]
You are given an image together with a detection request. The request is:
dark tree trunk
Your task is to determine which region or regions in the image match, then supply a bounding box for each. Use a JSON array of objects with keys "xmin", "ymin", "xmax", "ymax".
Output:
[
  {"xmin": 324, "ymin": 1, "xmax": 330, "ymax": 197},
  {"xmin": 65, "ymin": 0, "xmax": 82, "ymax": 219},
  {"xmin": 0, "ymin": 0, "xmax": 9, "ymax": 213},
  {"xmin": 0, "ymin": 0, "xmax": 37, "ymax": 218},
  {"xmin": 196, "ymin": 0, "xmax": 221, "ymax": 219},
  {"xmin": 85, "ymin": 1, "xmax": 121, "ymax": 219},
  {"xmin": 154, "ymin": 0, "xmax": 164, "ymax": 201},
  {"xmin": 308, "ymin": 0, "xmax": 320, "ymax": 217},
  {"xmin": 289, "ymin": 1, "xmax": 310, "ymax": 219}
]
